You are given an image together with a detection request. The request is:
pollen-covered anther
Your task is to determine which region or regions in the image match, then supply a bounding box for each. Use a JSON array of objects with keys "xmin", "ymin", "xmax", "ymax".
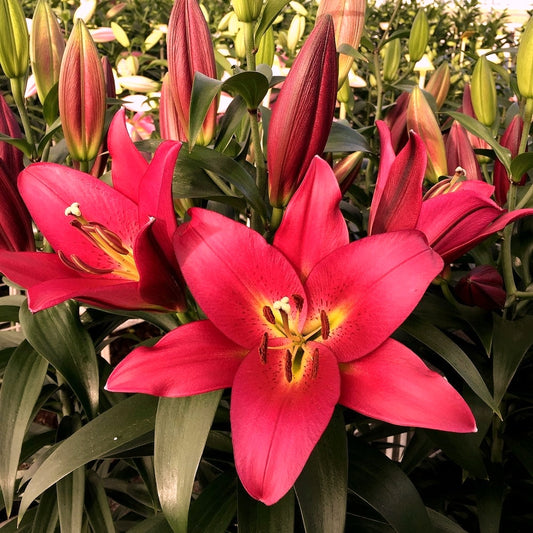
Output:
[
  {"xmin": 320, "ymin": 309, "xmax": 330, "ymax": 340},
  {"xmin": 273, "ymin": 296, "xmax": 291, "ymax": 314},
  {"xmin": 311, "ymin": 348, "xmax": 319, "ymax": 379},
  {"xmin": 262, "ymin": 305, "xmax": 276, "ymax": 324},
  {"xmin": 259, "ymin": 332, "xmax": 268, "ymax": 364},
  {"xmin": 284, "ymin": 349, "xmax": 293, "ymax": 383},
  {"xmin": 65, "ymin": 202, "xmax": 82, "ymax": 217}
]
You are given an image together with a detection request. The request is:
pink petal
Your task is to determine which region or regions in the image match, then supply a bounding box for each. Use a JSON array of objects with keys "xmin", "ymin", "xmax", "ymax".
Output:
[
  {"xmin": 304, "ymin": 231, "xmax": 443, "ymax": 362},
  {"xmin": 18, "ymin": 163, "xmax": 141, "ymax": 272},
  {"xmin": 174, "ymin": 209, "xmax": 306, "ymax": 348},
  {"xmin": 369, "ymin": 127, "xmax": 426, "ymax": 235},
  {"xmin": 106, "ymin": 320, "xmax": 246, "ymax": 395},
  {"xmin": 231, "ymin": 341, "xmax": 340, "ymax": 505},
  {"xmin": 107, "ymin": 109, "xmax": 149, "ymax": 202},
  {"xmin": 273, "ymin": 157, "xmax": 349, "ymax": 281},
  {"xmin": 339, "ymin": 338, "xmax": 477, "ymax": 432}
]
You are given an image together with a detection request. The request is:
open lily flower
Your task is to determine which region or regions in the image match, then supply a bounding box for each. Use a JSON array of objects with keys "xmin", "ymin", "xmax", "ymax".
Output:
[
  {"xmin": 107, "ymin": 156, "xmax": 476, "ymax": 505},
  {"xmin": 0, "ymin": 109, "xmax": 186, "ymax": 312},
  {"xmin": 371, "ymin": 121, "xmax": 533, "ymax": 264}
]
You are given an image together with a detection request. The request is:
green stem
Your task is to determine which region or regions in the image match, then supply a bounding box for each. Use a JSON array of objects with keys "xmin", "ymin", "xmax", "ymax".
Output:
[
  {"xmin": 519, "ymin": 97, "xmax": 533, "ymax": 155},
  {"xmin": 10, "ymin": 76, "xmax": 36, "ymax": 159},
  {"xmin": 270, "ymin": 206, "xmax": 284, "ymax": 233},
  {"xmin": 78, "ymin": 159, "xmax": 90, "ymax": 173},
  {"xmin": 242, "ymin": 22, "xmax": 256, "ymax": 71},
  {"xmin": 502, "ymin": 183, "xmax": 518, "ymax": 302},
  {"xmin": 440, "ymin": 280, "xmax": 458, "ymax": 308},
  {"xmin": 373, "ymin": 51, "xmax": 384, "ymax": 122},
  {"xmin": 249, "ymin": 109, "xmax": 266, "ymax": 232}
]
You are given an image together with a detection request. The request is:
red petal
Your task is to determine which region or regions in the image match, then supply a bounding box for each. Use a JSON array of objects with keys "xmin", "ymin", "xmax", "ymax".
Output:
[
  {"xmin": 369, "ymin": 122, "xmax": 426, "ymax": 235},
  {"xmin": 107, "ymin": 109, "xmax": 149, "ymax": 202},
  {"xmin": 339, "ymin": 338, "xmax": 477, "ymax": 432},
  {"xmin": 273, "ymin": 157, "xmax": 348, "ymax": 281},
  {"xmin": 106, "ymin": 320, "xmax": 245, "ymax": 395},
  {"xmin": 18, "ymin": 163, "xmax": 141, "ymax": 271},
  {"xmin": 174, "ymin": 209, "xmax": 306, "ymax": 348},
  {"xmin": 304, "ymin": 231, "xmax": 443, "ymax": 362},
  {"xmin": 231, "ymin": 341, "xmax": 340, "ymax": 505}
]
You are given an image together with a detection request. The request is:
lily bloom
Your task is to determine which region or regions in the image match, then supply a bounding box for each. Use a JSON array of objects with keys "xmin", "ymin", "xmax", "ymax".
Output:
[
  {"xmin": 370, "ymin": 121, "xmax": 533, "ymax": 264},
  {"xmin": 0, "ymin": 110, "xmax": 186, "ymax": 312},
  {"xmin": 107, "ymin": 156, "xmax": 476, "ymax": 506}
]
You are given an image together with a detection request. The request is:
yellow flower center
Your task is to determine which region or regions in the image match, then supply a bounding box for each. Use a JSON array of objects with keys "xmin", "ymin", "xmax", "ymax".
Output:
[{"xmin": 59, "ymin": 202, "xmax": 140, "ymax": 281}]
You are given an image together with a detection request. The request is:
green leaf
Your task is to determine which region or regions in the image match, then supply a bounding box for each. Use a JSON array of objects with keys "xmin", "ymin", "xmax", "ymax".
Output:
[
  {"xmin": 0, "ymin": 341, "xmax": 48, "ymax": 516},
  {"xmin": 56, "ymin": 416, "xmax": 85, "ymax": 533},
  {"xmin": 222, "ymin": 71, "xmax": 270, "ymax": 109},
  {"xmin": 189, "ymin": 471, "xmax": 238, "ymax": 533},
  {"xmin": 20, "ymin": 300, "xmax": 99, "ymax": 418},
  {"xmin": 237, "ymin": 484, "xmax": 295, "ymax": 533},
  {"xmin": 154, "ymin": 391, "xmax": 222, "ymax": 533},
  {"xmin": 348, "ymin": 436, "xmax": 432, "ymax": 533},
  {"xmin": 189, "ymin": 72, "xmax": 223, "ymax": 151},
  {"xmin": 325, "ymin": 121, "xmax": 371, "ymax": 153},
  {"xmin": 255, "ymin": 0, "xmax": 291, "ymax": 42},
  {"xmin": 42, "ymin": 82, "xmax": 59, "ymax": 126},
  {"xmin": 477, "ymin": 480, "xmax": 505, "ymax": 533},
  {"xmin": 510, "ymin": 152, "xmax": 533, "ymax": 182},
  {"xmin": 0, "ymin": 507, "xmax": 37, "ymax": 532},
  {"xmin": 177, "ymin": 144, "xmax": 267, "ymax": 219},
  {"xmin": 427, "ymin": 508, "xmax": 468, "ymax": 532},
  {"xmin": 0, "ymin": 295, "xmax": 25, "ymax": 322},
  {"xmin": 18, "ymin": 394, "xmax": 158, "ymax": 519},
  {"xmin": 0, "ymin": 132, "xmax": 33, "ymax": 158},
  {"xmin": 30, "ymin": 487, "xmax": 59, "ymax": 533},
  {"xmin": 492, "ymin": 314, "xmax": 533, "ymax": 406},
  {"xmin": 214, "ymin": 95, "xmax": 248, "ymax": 153},
  {"xmin": 127, "ymin": 513, "xmax": 173, "ymax": 533},
  {"xmin": 447, "ymin": 112, "xmax": 512, "ymax": 174},
  {"xmin": 294, "ymin": 407, "xmax": 347, "ymax": 533},
  {"xmin": 85, "ymin": 470, "xmax": 115, "ymax": 533},
  {"xmin": 401, "ymin": 315, "xmax": 499, "ymax": 415}
]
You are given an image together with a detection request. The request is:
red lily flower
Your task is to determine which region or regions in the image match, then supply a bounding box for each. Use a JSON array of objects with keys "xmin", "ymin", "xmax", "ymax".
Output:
[
  {"xmin": 371, "ymin": 121, "xmax": 533, "ymax": 264},
  {"xmin": 0, "ymin": 110, "xmax": 186, "ymax": 312},
  {"xmin": 107, "ymin": 156, "xmax": 476, "ymax": 505}
]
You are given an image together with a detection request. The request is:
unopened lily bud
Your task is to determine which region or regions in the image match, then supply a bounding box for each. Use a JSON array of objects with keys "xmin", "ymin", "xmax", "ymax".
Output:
[
  {"xmin": 317, "ymin": 0, "xmax": 366, "ymax": 87},
  {"xmin": 445, "ymin": 121, "xmax": 482, "ymax": 182},
  {"xmin": 105, "ymin": 2, "xmax": 126, "ymax": 19},
  {"xmin": 59, "ymin": 19, "xmax": 106, "ymax": 161},
  {"xmin": 382, "ymin": 38, "xmax": 401, "ymax": 83},
  {"xmin": 493, "ymin": 115, "xmax": 526, "ymax": 206},
  {"xmin": 256, "ymin": 25, "xmax": 274, "ymax": 66},
  {"xmin": 517, "ymin": 16, "xmax": 533, "ymax": 99},
  {"xmin": 167, "ymin": 0, "xmax": 217, "ymax": 145},
  {"xmin": 425, "ymin": 62, "xmax": 450, "ymax": 110},
  {"xmin": 455, "ymin": 265, "xmax": 506, "ymax": 310},
  {"xmin": 234, "ymin": 24, "xmax": 246, "ymax": 59},
  {"xmin": 471, "ymin": 56, "xmax": 497, "ymax": 127},
  {"xmin": 407, "ymin": 86, "xmax": 447, "ymax": 183},
  {"xmin": 0, "ymin": 0, "xmax": 29, "ymax": 79},
  {"xmin": 408, "ymin": 9, "xmax": 429, "ymax": 63},
  {"xmin": 117, "ymin": 75, "xmax": 160, "ymax": 93},
  {"xmin": 287, "ymin": 14, "xmax": 306, "ymax": 55},
  {"xmin": 231, "ymin": 0, "xmax": 263, "ymax": 23},
  {"xmin": 267, "ymin": 15, "xmax": 337, "ymax": 207},
  {"xmin": 333, "ymin": 151, "xmax": 363, "ymax": 193},
  {"xmin": 111, "ymin": 21, "xmax": 130, "ymax": 48},
  {"xmin": 73, "ymin": 0, "xmax": 96, "ymax": 23},
  {"xmin": 159, "ymin": 74, "xmax": 184, "ymax": 141},
  {"xmin": 0, "ymin": 92, "xmax": 24, "ymax": 183},
  {"xmin": 30, "ymin": 0, "xmax": 65, "ymax": 105}
]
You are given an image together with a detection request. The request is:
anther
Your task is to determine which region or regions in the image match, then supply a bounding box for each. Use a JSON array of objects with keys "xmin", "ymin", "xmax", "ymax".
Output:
[
  {"xmin": 311, "ymin": 348, "xmax": 319, "ymax": 379},
  {"xmin": 292, "ymin": 294, "xmax": 304, "ymax": 312},
  {"xmin": 259, "ymin": 332, "xmax": 268, "ymax": 364},
  {"xmin": 262, "ymin": 306, "xmax": 276, "ymax": 325},
  {"xmin": 65, "ymin": 202, "xmax": 82, "ymax": 217},
  {"xmin": 58, "ymin": 250, "xmax": 114, "ymax": 275},
  {"xmin": 91, "ymin": 224, "xmax": 130, "ymax": 255},
  {"xmin": 284, "ymin": 350, "xmax": 293, "ymax": 383},
  {"xmin": 320, "ymin": 310, "xmax": 330, "ymax": 340}
]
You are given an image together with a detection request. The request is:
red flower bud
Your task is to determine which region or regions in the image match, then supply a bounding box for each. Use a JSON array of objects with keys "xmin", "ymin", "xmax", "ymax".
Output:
[
  {"xmin": 267, "ymin": 15, "xmax": 337, "ymax": 207},
  {"xmin": 0, "ymin": 92, "xmax": 24, "ymax": 184},
  {"xmin": 167, "ymin": 0, "xmax": 217, "ymax": 145},
  {"xmin": 455, "ymin": 265, "xmax": 506, "ymax": 310},
  {"xmin": 59, "ymin": 19, "xmax": 106, "ymax": 162},
  {"xmin": 445, "ymin": 121, "xmax": 482, "ymax": 181}
]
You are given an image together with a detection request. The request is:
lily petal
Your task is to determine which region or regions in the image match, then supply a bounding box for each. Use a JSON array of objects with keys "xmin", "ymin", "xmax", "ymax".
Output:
[
  {"xmin": 107, "ymin": 108, "xmax": 149, "ymax": 202},
  {"xmin": 174, "ymin": 209, "xmax": 306, "ymax": 348},
  {"xmin": 106, "ymin": 320, "xmax": 246, "ymax": 395},
  {"xmin": 304, "ymin": 231, "xmax": 443, "ymax": 362},
  {"xmin": 339, "ymin": 338, "xmax": 477, "ymax": 432},
  {"xmin": 18, "ymin": 162, "xmax": 141, "ymax": 271},
  {"xmin": 273, "ymin": 157, "xmax": 349, "ymax": 281},
  {"xmin": 231, "ymin": 341, "xmax": 340, "ymax": 505}
]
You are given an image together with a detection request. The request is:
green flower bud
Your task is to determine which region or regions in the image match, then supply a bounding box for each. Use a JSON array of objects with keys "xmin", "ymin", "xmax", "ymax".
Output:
[
  {"xmin": 287, "ymin": 14, "xmax": 306, "ymax": 55},
  {"xmin": 517, "ymin": 16, "xmax": 533, "ymax": 99},
  {"xmin": 408, "ymin": 9, "xmax": 428, "ymax": 64},
  {"xmin": 231, "ymin": 0, "xmax": 263, "ymax": 23},
  {"xmin": 425, "ymin": 62, "xmax": 450, "ymax": 109},
  {"xmin": 382, "ymin": 38, "xmax": 401, "ymax": 83},
  {"xmin": 471, "ymin": 56, "xmax": 497, "ymax": 127},
  {"xmin": 0, "ymin": 0, "xmax": 29, "ymax": 79},
  {"xmin": 256, "ymin": 25, "xmax": 274, "ymax": 67}
]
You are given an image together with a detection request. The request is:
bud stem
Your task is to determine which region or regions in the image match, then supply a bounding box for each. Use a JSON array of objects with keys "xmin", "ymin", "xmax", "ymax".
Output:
[{"xmin": 10, "ymin": 76, "xmax": 36, "ymax": 159}]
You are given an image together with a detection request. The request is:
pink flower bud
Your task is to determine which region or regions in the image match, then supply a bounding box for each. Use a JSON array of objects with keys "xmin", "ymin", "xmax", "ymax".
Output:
[
  {"xmin": 267, "ymin": 15, "xmax": 338, "ymax": 207},
  {"xmin": 493, "ymin": 114, "xmax": 526, "ymax": 206},
  {"xmin": 59, "ymin": 19, "xmax": 106, "ymax": 162},
  {"xmin": 445, "ymin": 121, "xmax": 482, "ymax": 181},
  {"xmin": 455, "ymin": 265, "xmax": 506, "ymax": 310},
  {"xmin": 0, "ymin": 92, "xmax": 24, "ymax": 184},
  {"xmin": 425, "ymin": 62, "xmax": 450, "ymax": 110},
  {"xmin": 160, "ymin": 74, "xmax": 184, "ymax": 141},
  {"xmin": 167, "ymin": 0, "xmax": 217, "ymax": 145}
]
